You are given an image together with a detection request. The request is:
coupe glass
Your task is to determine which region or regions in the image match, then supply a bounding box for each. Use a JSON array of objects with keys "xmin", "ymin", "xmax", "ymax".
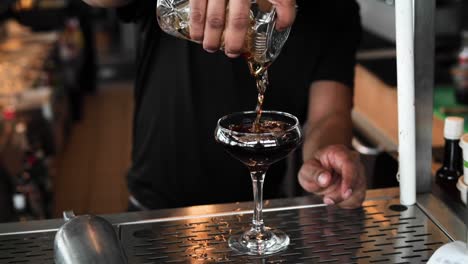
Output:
[{"xmin": 214, "ymin": 111, "xmax": 302, "ymax": 255}]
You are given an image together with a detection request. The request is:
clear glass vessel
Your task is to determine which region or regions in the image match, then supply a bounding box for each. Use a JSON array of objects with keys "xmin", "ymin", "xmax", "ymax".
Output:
[
  {"xmin": 214, "ymin": 111, "xmax": 302, "ymax": 255},
  {"xmin": 156, "ymin": 0, "xmax": 291, "ymax": 66}
]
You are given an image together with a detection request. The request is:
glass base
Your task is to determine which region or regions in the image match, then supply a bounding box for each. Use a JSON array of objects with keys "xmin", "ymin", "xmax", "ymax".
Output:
[{"xmin": 228, "ymin": 227, "xmax": 290, "ymax": 255}]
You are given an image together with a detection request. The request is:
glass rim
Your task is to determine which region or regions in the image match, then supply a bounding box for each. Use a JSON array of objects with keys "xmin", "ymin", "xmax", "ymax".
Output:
[{"xmin": 217, "ymin": 110, "xmax": 300, "ymax": 136}]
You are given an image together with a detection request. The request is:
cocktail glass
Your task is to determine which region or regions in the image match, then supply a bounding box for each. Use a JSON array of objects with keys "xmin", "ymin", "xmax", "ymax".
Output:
[{"xmin": 215, "ymin": 111, "xmax": 302, "ymax": 255}]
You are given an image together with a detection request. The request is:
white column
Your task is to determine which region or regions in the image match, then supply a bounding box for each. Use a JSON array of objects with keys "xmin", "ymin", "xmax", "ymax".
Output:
[{"xmin": 395, "ymin": 0, "xmax": 416, "ymax": 206}]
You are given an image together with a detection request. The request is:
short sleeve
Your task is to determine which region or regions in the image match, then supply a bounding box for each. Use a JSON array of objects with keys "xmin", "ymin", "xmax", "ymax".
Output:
[
  {"xmin": 309, "ymin": 0, "xmax": 362, "ymax": 89},
  {"xmin": 116, "ymin": 0, "xmax": 154, "ymax": 23}
]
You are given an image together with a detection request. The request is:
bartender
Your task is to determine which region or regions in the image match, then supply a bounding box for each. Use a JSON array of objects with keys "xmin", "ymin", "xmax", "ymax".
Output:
[{"xmin": 82, "ymin": 0, "xmax": 366, "ymax": 210}]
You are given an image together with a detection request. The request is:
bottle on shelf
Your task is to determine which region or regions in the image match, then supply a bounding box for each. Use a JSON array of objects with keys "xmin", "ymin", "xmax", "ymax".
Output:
[
  {"xmin": 25, "ymin": 149, "xmax": 52, "ymax": 218},
  {"xmin": 12, "ymin": 174, "xmax": 32, "ymax": 222},
  {"xmin": 454, "ymin": 31, "xmax": 468, "ymax": 104},
  {"xmin": 435, "ymin": 117, "xmax": 464, "ymax": 192},
  {"xmin": 12, "ymin": 191, "xmax": 28, "ymax": 222},
  {"xmin": 458, "ymin": 31, "xmax": 468, "ymax": 68},
  {"xmin": 10, "ymin": 122, "xmax": 49, "ymax": 220}
]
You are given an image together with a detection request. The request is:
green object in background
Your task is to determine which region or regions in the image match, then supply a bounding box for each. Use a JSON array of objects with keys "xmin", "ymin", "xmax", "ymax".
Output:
[{"xmin": 434, "ymin": 86, "xmax": 468, "ymax": 132}]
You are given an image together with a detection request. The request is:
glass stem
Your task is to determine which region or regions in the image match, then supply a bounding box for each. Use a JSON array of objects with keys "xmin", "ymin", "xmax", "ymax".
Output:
[{"xmin": 250, "ymin": 170, "xmax": 266, "ymax": 232}]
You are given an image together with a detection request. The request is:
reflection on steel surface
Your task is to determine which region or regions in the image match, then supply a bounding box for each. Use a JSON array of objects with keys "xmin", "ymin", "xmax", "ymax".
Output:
[
  {"xmin": 120, "ymin": 200, "xmax": 449, "ymax": 263},
  {"xmin": 0, "ymin": 199, "xmax": 451, "ymax": 263}
]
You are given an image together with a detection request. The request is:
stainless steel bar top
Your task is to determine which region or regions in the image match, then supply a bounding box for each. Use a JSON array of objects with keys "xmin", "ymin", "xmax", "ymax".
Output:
[
  {"xmin": 0, "ymin": 188, "xmax": 465, "ymax": 239},
  {"xmin": 0, "ymin": 188, "xmax": 396, "ymax": 236},
  {"xmin": 0, "ymin": 187, "xmax": 466, "ymax": 264}
]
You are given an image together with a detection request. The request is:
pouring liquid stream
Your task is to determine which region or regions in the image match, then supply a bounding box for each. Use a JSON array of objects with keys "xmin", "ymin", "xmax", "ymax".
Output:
[
  {"xmin": 248, "ymin": 58, "xmax": 271, "ymax": 133},
  {"xmin": 156, "ymin": 0, "xmax": 286, "ymax": 133}
]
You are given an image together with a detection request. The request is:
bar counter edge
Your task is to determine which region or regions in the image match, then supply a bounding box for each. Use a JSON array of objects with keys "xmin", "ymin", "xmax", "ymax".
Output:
[{"xmin": 0, "ymin": 187, "xmax": 465, "ymax": 243}]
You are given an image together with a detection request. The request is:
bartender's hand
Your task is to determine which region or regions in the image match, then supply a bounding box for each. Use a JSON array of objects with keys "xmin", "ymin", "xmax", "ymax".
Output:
[
  {"xmin": 189, "ymin": 0, "xmax": 296, "ymax": 58},
  {"xmin": 298, "ymin": 145, "xmax": 366, "ymax": 209}
]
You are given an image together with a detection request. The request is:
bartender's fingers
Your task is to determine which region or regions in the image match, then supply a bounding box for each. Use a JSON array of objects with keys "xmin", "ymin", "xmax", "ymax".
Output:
[
  {"xmin": 299, "ymin": 145, "xmax": 366, "ymax": 208},
  {"xmin": 298, "ymin": 159, "xmax": 333, "ymax": 194},
  {"xmin": 337, "ymin": 170, "xmax": 366, "ymax": 209},
  {"xmin": 269, "ymin": 0, "xmax": 297, "ymax": 31},
  {"xmin": 316, "ymin": 145, "xmax": 360, "ymax": 201},
  {"xmin": 190, "ymin": 0, "xmax": 208, "ymax": 42},
  {"xmin": 203, "ymin": 0, "xmax": 226, "ymax": 52},
  {"xmin": 330, "ymin": 164, "xmax": 367, "ymax": 209},
  {"xmin": 224, "ymin": 0, "xmax": 251, "ymax": 58}
]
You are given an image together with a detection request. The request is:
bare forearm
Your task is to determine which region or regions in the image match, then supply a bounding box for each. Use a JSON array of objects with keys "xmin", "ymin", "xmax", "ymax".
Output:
[
  {"xmin": 82, "ymin": 0, "xmax": 130, "ymax": 7},
  {"xmin": 303, "ymin": 111, "xmax": 352, "ymax": 161},
  {"xmin": 299, "ymin": 81, "xmax": 366, "ymax": 209},
  {"xmin": 302, "ymin": 81, "xmax": 354, "ymax": 161}
]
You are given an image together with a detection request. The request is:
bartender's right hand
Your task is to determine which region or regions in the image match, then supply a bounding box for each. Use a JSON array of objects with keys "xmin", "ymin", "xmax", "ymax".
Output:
[
  {"xmin": 189, "ymin": 0, "xmax": 296, "ymax": 58},
  {"xmin": 298, "ymin": 145, "xmax": 367, "ymax": 209}
]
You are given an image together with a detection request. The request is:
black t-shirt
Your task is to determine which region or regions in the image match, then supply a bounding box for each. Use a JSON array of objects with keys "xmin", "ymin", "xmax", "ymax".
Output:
[{"xmin": 118, "ymin": 0, "xmax": 361, "ymax": 209}]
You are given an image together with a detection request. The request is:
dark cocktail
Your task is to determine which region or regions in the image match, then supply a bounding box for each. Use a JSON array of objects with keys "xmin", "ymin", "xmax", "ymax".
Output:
[{"xmin": 215, "ymin": 111, "xmax": 302, "ymax": 255}]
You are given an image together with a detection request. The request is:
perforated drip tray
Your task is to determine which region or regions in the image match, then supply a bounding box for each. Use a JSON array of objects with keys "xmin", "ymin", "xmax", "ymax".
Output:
[
  {"xmin": 0, "ymin": 199, "xmax": 452, "ymax": 264},
  {"xmin": 120, "ymin": 199, "xmax": 450, "ymax": 264},
  {"xmin": 0, "ymin": 231, "xmax": 55, "ymax": 263}
]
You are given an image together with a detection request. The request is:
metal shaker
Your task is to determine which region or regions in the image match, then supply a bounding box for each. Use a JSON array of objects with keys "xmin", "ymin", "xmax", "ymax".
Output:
[{"xmin": 54, "ymin": 211, "xmax": 128, "ymax": 264}]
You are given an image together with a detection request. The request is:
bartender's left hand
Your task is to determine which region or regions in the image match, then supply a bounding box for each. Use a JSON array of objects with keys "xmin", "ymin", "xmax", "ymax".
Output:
[{"xmin": 298, "ymin": 145, "xmax": 366, "ymax": 209}]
